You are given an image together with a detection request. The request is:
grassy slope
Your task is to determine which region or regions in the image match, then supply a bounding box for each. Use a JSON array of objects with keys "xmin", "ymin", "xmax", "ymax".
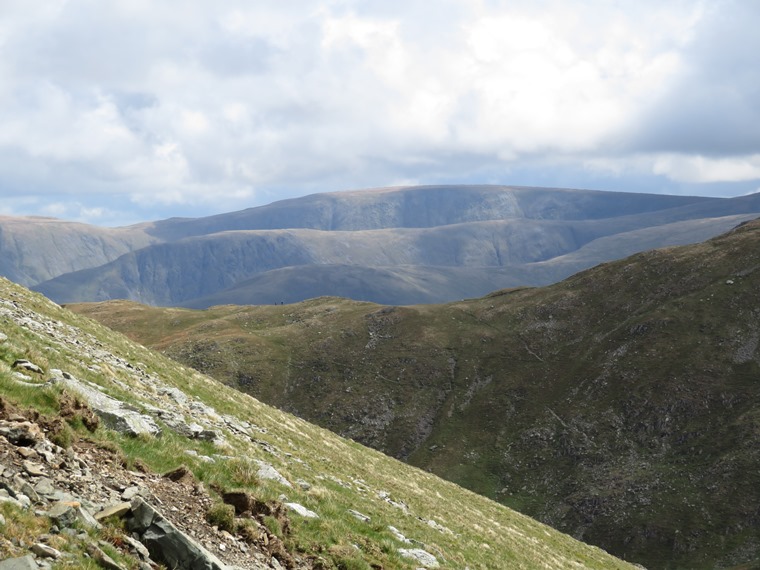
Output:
[
  {"xmin": 0, "ymin": 277, "xmax": 633, "ymax": 569},
  {"xmin": 72, "ymin": 218, "xmax": 760, "ymax": 569}
]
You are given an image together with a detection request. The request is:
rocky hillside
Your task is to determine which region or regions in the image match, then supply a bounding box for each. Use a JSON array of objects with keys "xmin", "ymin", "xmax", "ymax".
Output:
[
  {"xmin": 0, "ymin": 277, "xmax": 633, "ymax": 569},
  {"xmin": 9, "ymin": 185, "xmax": 759, "ymax": 306},
  {"xmin": 73, "ymin": 218, "xmax": 760, "ymax": 569}
]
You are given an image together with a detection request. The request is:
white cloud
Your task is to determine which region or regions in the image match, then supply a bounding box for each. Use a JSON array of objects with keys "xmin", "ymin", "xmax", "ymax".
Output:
[
  {"xmin": 0, "ymin": 0, "xmax": 756, "ymax": 224},
  {"xmin": 653, "ymin": 154, "xmax": 760, "ymax": 183}
]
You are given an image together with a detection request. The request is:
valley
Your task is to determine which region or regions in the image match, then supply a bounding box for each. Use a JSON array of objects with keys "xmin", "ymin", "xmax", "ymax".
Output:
[
  {"xmin": 0, "ymin": 275, "xmax": 635, "ymax": 569},
  {"xmin": 71, "ymin": 218, "xmax": 760, "ymax": 569}
]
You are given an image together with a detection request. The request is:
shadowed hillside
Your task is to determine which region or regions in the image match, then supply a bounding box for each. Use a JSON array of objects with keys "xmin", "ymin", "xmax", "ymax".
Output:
[{"xmin": 73, "ymin": 218, "xmax": 760, "ymax": 569}]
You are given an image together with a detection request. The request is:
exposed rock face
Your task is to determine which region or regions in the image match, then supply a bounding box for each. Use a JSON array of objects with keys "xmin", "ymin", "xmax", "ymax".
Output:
[
  {"xmin": 0, "ymin": 392, "xmax": 292, "ymax": 569},
  {"xmin": 51, "ymin": 370, "xmax": 161, "ymax": 437}
]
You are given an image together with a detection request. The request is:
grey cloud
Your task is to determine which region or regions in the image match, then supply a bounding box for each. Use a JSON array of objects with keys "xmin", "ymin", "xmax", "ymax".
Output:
[{"xmin": 625, "ymin": 1, "xmax": 760, "ymax": 156}]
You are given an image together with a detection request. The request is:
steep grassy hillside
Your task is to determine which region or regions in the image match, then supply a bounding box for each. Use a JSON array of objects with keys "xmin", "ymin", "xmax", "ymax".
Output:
[
  {"xmin": 0, "ymin": 277, "xmax": 633, "ymax": 569},
  {"xmin": 73, "ymin": 218, "xmax": 760, "ymax": 569}
]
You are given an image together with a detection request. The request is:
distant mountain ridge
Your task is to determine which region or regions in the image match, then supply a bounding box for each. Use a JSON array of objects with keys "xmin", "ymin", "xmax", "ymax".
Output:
[{"xmin": 1, "ymin": 185, "xmax": 758, "ymax": 305}]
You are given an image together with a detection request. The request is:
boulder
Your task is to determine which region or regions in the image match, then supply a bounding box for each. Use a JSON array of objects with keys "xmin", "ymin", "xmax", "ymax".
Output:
[
  {"xmin": 86, "ymin": 542, "xmax": 127, "ymax": 570},
  {"xmin": 98, "ymin": 408, "xmax": 161, "ymax": 438},
  {"xmin": 347, "ymin": 509, "xmax": 370, "ymax": 523},
  {"xmin": 47, "ymin": 501, "xmax": 79, "ymax": 528},
  {"xmin": 31, "ymin": 542, "xmax": 62, "ymax": 559},
  {"xmin": 398, "ymin": 548, "xmax": 440, "ymax": 568},
  {"xmin": 96, "ymin": 502, "xmax": 133, "ymax": 521},
  {"xmin": 127, "ymin": 497, "xmax": 229, "ymax": 570}
]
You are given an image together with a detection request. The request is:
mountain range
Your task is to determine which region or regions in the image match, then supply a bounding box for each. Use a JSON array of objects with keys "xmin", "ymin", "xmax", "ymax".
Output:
[
  {"xmin": 0, "ymin": 185, "xmax": 758, "ymax": 306},
  {"xmin": 72, "ymin": 217, "xmax": 760, "ymax": 569}
]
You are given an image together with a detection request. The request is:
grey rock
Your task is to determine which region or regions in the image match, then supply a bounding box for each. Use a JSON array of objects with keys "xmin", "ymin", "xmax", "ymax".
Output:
[
  {"xmin": 122, "ymin": 534, "xmax": 151, "ymax": 560},
  {"xmin": 34, "ymin": 477, "xmax": 57, "ymax": 497},
  {"xmin": 285, "ymin": 502, "xmax": 319, "ymax": 519},
  {"xmin": 121, "ymin": 486, "xmax": 141, "ymax": 501},
  {"xmin": 52, "ymin": 373, "xmax": 161, "ymax": 437},
  {"xmin": 0, "ymin": 493, "xmax": 24, "ymax": 509},
  {"xmin": 15, "ymin": 447, "xmax": 37, "ymax": 459},
  {"xmin": 158, "ymin": 387, "xmax": 188, "ymax": 405},
  {"xmin": 398, "ymin": 548, "xmax": 440, "ymax": 568},
  {"xmin": 0, "ymin": 331, "xmax": 7, "ymax": 342},
  {"xmin": 127, "ymin": 498, "xmax": 229, "ymax": 570},
  {"xmin": 20, "ymin": 482, "xmax": 40, "ymax": 503},
  {"xmin": 86, "ymin": 542, "xmax": 127, "ymax": 570},
  {"xmin": 47, "ymin": 502, "xmax": 78, "ymax": 528},
  {"xmin": 14, "ymin": 493, "xmax": 31, "ymax": 509},
  {"xmin": 31, "ymin": 542, "xmax": 62, "ymax": 559},
  {"xmin": 164, "ymin": 417, "xmax": 203, "ymax": 438},
  {"xmin": 195, "ymin": 429, "xmax": 222, "ymax": 442},
  {"xmin": 22, "ymin": 461, "xmax": 46, "ymax": 477},
  {"xmin": 0, "ymin": 555, "xmax": 37, "ymax": 570},
  {"xmin": 254, "ymin": 461, "xmax": 291, "ymax": 488},
  {"xmin": 98, "ymin": 408, "xmax": 162, "ymax": 438},
  {"xmin": 76, "ymin": 505, "xmax": 102, "ymax": 529}
]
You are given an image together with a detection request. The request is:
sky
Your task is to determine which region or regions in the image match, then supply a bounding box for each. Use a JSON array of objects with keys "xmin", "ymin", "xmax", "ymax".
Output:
[{"xmin": 1, "ymin": 0, "xmax": 759, "ymax": 226}]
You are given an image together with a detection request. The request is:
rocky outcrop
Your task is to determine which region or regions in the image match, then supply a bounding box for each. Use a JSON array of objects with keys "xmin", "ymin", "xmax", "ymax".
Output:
[
  {"xmin": 128, "ymin": 497, "xmax": 229, "ymax": 570},
  {"xmin": 51, "ymin": 370, "xmax": 161, "ymax": 437},
  {"xmin": 398, "ymin": 548, "xmax": 440, "ymax": 568}
]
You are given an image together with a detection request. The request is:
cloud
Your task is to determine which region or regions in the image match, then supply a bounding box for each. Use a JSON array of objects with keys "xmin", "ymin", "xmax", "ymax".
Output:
[
  {"xmin": 0, "ymin": 0, "xmax": 757, "ymax": 225},
  {"xmin": 624, "ymin": 1, "xmax": 760, "ymax": 157},
  {"xmin": 653, "ymin": 154, "xmax": 760, "ymax": 184}
]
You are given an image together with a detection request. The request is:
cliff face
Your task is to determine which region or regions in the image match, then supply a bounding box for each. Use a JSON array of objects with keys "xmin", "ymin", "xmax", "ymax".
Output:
[{"xmin": 74, "ymin": 219, "xmax": 760, "ymax": 569}]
